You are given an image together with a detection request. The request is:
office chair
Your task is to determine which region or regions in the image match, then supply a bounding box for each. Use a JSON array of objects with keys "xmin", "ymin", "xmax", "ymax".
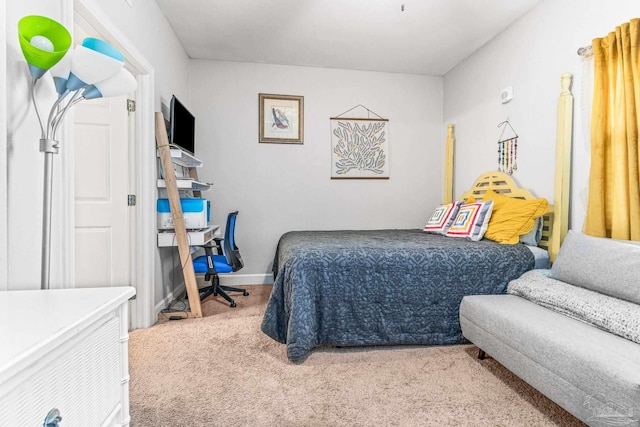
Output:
[{"xmin": 192, "ymin": 211, "xmax": 248, "ymax": 307}]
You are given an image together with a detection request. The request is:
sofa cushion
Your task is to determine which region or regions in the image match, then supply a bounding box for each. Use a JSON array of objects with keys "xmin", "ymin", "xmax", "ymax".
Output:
[{"xmin": 549, "ymin": 230, "xmax": 640, "ymax": 304}]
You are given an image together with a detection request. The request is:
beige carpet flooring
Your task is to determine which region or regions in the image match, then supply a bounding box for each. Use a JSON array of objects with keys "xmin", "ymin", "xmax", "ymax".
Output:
[{"xmin": 129, "ymin": 285, "xmax": 585, "ymax": 426}]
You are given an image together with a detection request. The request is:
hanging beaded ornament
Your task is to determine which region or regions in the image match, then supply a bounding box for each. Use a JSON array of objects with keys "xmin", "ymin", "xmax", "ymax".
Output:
[{"xmin": 497, "ymin": 121, "xmax": 518, "ymax": 175}]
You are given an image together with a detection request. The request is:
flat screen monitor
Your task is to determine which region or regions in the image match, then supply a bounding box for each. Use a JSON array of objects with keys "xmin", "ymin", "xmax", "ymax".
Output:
[{"xmin": 169, "ymin": 95, "xmax": 195, "ymax": 155}]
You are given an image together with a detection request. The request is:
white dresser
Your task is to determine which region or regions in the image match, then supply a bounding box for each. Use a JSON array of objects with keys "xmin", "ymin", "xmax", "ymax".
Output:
[{"xmin": 0, "ymin": 286, "xmax": 136, "ymax": 427}]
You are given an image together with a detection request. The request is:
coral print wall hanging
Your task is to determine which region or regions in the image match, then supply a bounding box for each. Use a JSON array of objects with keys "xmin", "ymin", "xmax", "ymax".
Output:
[
  {"xmin": 330, "ymin": 105, "xmax": 389, "ymax": 179},
  {"xmin": 497, "ymin": 120, "xmax": 519, "ymax": 175}
]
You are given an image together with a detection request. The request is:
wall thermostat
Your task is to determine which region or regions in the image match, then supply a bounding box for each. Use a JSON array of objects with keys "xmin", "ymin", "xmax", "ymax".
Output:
[{"xmin": 501, "ymin": 86, "xmax": 514, "ymax": 104}]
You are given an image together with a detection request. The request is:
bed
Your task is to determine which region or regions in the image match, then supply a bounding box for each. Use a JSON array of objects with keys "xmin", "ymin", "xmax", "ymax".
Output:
[
  {"xmin": 261, "ymin": 174, "xmax": 557, "ymax": 362},
  {"xmin": 261, "ymin": 74, "xmax": 573, "ymax": 362},
  {"xmin": 263, "ymin": 229, "xmax": 536, "ymax": 361}
]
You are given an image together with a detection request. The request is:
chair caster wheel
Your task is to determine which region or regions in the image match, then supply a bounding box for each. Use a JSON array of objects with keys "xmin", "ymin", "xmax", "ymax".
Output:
[
  {"xmin": 243, "ymin": 291, "xmax": 249, "ymax": 296},
  {"xmin": 230, "ymin": 302, "xmax": 237, "ymax": 308}
]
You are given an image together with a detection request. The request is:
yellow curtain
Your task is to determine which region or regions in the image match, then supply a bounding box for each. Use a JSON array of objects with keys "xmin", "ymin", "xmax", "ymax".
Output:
[{"xmin": 584, "ymin": 18, "xmax": 640, "ymax": 241}]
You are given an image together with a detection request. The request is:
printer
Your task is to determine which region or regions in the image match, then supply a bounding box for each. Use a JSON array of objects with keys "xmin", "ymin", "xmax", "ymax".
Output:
[{"xmin": 157, "ymin": 198, "xmax": 210, "ymax": 230}]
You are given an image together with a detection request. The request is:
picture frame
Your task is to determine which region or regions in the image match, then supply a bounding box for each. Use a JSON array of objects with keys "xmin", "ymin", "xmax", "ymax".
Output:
[
  {"xmin": 259, "ymin": 93, "xmax": 304, "ymax": 144},
  {"xmin": 330, "ymin": 117, "xmax": 389, "ymax": 179}
]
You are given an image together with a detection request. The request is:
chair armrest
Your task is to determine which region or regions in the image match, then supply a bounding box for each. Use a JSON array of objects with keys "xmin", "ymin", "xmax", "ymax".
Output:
[
  {"xmin": 197, "ymin": 244, "xmax": 221, "ymax": 256},
  {"xmin": 198, "ymin": 238, "xmax": 223, "ymax": 255}
]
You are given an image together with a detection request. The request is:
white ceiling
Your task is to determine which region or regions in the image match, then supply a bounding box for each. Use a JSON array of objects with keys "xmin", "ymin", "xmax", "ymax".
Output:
[{"xmin": 155, "ymin": 0, "xmax": 542, "ymax": 76}]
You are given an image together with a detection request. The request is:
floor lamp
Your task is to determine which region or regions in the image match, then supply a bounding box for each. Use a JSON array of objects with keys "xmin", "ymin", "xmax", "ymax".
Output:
[{"xmin": 18, "ymin": 15, "xmax": 137, "ymax": 290}]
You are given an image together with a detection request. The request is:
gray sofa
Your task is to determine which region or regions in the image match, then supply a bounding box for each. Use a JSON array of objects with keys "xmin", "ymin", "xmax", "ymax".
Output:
[{"xmin": 460, "ymin": 231, "xmax": 640, "ymax": 426}]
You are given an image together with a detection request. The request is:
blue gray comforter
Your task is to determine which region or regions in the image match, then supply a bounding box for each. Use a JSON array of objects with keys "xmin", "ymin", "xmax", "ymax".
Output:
[{"xmin": 261, "ymin": 229, "xmax": 534, "ymax": 361}]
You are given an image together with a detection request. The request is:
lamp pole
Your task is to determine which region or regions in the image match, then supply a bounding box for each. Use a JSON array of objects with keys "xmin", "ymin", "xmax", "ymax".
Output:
[
  {"xmin": 40, "ymin": 139, "xmax": 58, "ymax": 289},
  {"xmin": 30, "ymin": 74, "xmax": 61, "ymax": 290}
]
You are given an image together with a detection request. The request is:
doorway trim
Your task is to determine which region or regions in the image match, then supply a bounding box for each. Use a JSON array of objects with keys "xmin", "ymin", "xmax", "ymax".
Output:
[{"xmin": 60, "ymin": 0, "xmax": 157, "ymax": 328}]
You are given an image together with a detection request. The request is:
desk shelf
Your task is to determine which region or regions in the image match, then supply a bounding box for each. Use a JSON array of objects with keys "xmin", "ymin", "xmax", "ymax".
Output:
[
  {"xmin": 157, "ymin": 178, "xmax": 211, "ymax": 192},
  {"xmin": 157, "ymin": 147, "xmax": 202, "ymax": 168},
  {"xmin": 157, "ymin": 225, "xmax": 220, "ymax": 247}
]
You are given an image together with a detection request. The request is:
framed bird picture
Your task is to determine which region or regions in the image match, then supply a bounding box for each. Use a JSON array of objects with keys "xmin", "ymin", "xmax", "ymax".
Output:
[{"xmin": 259, "ymin": 93, "xmax": 304, "ymax": 144}]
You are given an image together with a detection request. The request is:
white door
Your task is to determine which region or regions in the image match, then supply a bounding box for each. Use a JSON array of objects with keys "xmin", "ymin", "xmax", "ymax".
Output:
[{"xmin": 74, "ymin": 96, "xmax": 131, "ymax": 288}]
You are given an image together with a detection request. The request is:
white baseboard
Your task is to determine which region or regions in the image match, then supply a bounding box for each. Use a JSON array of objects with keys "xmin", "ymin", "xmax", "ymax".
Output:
[{"xmin": 220, "ymin": 273, "xmax": 273, "ymax": 286}]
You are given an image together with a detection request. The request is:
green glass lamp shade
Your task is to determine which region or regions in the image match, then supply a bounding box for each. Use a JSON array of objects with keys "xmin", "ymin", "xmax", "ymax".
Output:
[{"xmin": 18, "ymin": 15, "xmax": 72, "ymax": 79}]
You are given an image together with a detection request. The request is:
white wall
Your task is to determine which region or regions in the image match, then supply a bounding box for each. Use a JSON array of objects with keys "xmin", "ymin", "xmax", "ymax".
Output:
[
  {"xmin": 190, "ymin": 60, "xmax": 443, "ymax": 279},
  {"xmin": 443, "ymin": 0, "xmax": 640, "ymax": 233}
]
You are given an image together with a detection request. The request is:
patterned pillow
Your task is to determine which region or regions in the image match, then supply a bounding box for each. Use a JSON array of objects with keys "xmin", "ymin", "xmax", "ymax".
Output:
[
  {"xmin": 445, "ymin": 200, "xmax": 494, "ymax": 241},
  {"xmin": 423, "ymin": 201, "xmax": 462, "ymax": 235}
]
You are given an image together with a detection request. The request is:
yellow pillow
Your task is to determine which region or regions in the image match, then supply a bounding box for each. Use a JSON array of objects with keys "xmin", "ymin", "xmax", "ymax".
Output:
[{"xmin": 481, "ymin": 189, "xmax": 548, "ymax": 245}]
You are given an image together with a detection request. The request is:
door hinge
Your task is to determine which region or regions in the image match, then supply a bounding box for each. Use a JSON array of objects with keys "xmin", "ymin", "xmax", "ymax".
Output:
[
  {"xmin": 127, "ymin": 99, "xmax": 136, "ymax": 113},
  {"xmin": 128, "ymin": 194, "xmax": 136, "ymax": 206}
]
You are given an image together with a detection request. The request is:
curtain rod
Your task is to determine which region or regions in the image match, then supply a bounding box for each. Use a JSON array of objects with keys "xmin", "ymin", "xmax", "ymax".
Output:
[{"xmin": 577, "ymin": 45, "xmax": 593, "ymax": 57}]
